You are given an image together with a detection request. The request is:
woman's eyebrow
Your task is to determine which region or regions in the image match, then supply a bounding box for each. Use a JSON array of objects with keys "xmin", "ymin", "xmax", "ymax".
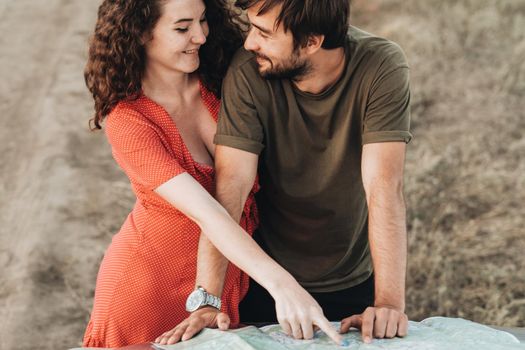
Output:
[
  {"xmin": 174, "ymin": 18, "xmax": 192, "ymax": 24},
  {"xmin": 173, "ymin": 10, "xmax": 206, "ymax": 24}
]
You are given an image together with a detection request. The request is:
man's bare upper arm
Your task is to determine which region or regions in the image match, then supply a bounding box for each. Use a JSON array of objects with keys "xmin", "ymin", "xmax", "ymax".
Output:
[
  {"xmin": 361, "ymin": 142, "xmax": 406, "ymax": 197},
  {"xmin": 215, "ymin": 145, "xmax": 258, "ymax": 183},
  {"xmin": 215, "ymin": 145, "xmax": 259, "ymax": 220}
]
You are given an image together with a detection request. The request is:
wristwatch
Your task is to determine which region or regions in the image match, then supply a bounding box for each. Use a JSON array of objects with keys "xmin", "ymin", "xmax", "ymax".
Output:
[{"xmin": 185, "ymin": 286, "xmax": 222, "ymax": 312}]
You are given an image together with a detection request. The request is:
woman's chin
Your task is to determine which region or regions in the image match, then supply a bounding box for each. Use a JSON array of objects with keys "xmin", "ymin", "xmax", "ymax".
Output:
[{"xmin": 182, "ymin": 61, "xmax": 200, "ymax": 74}]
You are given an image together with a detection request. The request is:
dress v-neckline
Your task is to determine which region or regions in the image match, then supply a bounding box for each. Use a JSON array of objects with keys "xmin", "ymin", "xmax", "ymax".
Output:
[{"xmin": 140, "ymin": 81, "xmax": 215, "ymax": 171}]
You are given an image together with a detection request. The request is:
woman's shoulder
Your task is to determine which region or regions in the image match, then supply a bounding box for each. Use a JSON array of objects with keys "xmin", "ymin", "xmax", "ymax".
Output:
[
  {"xmin": 104, "ymin": 97, "xmax": 161, "ymax": 145},
  {"xmin": 106, "ymin": 97, "xmax": 152, "ymax": 129}
]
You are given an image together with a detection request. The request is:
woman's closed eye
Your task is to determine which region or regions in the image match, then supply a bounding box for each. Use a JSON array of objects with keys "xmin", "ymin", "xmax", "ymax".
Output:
[{"xmin": 174, "ymin": 18, "xmax": 206, "ymax": 33}]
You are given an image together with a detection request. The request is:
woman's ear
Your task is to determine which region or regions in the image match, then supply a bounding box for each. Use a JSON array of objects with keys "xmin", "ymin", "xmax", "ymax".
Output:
[{"xmin": 140, "ymin": 32, "xmax": 152, "ymax": 45}]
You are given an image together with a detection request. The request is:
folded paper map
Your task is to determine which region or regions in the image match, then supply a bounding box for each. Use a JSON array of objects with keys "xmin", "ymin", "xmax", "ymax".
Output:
[{"xmin": 150, "ymin": 317, "xmax": 524, "ymax": 350}]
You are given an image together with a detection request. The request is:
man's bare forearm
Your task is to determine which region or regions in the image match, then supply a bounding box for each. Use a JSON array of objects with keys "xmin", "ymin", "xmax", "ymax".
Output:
[
  {"xmin": 194, "ymin": 186, "xmax": 248, "ymax": 295},
  {"xmin": 194, "ymin": 147, "xmax": 255, "ymax": 297},
  {"xmin": 367, "ymin": 181, "xmax": 407, "ymax": 311},
  {"xmin": 195, "ymin": 234, "xmax": 230, "ymax": 296}
]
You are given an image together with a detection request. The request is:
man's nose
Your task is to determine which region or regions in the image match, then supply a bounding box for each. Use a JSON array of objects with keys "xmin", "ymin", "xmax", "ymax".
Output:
[{"xmin": 244, "ymin": 28, "xmax": 258, "ymax": 51}]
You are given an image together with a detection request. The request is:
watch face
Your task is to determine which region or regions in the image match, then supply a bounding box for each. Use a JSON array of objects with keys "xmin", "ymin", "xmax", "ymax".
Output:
[{"xmin": 186, "ymin": 289, "xmax": 205, "ymax": 312}]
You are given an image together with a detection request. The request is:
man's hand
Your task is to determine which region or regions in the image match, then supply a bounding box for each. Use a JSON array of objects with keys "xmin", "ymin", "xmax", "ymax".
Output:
[
  {"xmin": 339, "ymin": 306, "xmax": 408, "ymax": 343},
  {"xmin": 154, "ymin": 307, "xmax": 230, "ymax": 345}
]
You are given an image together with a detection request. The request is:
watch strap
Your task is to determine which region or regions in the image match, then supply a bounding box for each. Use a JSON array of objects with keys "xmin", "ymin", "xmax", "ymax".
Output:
[
  {"xmin": 204, "ymin": 292, "xmax": 221, "ymax": 310},
  {"xmin": 196, "ymin": 286, "xmax": 221, "ymax": 311}
]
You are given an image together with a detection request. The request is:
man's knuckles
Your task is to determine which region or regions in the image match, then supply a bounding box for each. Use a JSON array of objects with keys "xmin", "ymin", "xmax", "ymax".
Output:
[
  {"xmin": 376, "ymin": 307, "xmax": 394, "ymax": 318},
  {"xmin": 385, "ymin": 328, "xmax": 397, "ymax": 338},
  {"xmin": 373, "ymin": 326, "xmax": 387, "ymax": 339}
]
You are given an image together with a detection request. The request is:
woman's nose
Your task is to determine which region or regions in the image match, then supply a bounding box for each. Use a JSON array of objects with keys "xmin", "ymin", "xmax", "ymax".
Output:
[{"xmin": 192, "ymin": 23, "xmax": 207, "ymax": 45}]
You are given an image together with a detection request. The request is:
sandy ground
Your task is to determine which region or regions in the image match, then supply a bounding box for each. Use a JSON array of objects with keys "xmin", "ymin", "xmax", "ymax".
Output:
[
  {"xmin": 0, "ymin": 1, "xmax": 523, "ymax": 350},
  {"xmin": 0, "ymin": 1, "xmax": 126, "ymax": 349}
]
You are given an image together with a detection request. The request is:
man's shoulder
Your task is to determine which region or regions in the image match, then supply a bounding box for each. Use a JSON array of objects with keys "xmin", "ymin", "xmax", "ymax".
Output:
[
  {"xmin": 348, "ymin": 26, "xmax": 409, "ymax": 70},
  {"xmin": 229, "ymin": 48, "xmax": 260, "ymax": 76},
  {"xmin": 224, "ymin": 47, "xmax": 268, "ymax": 93}
]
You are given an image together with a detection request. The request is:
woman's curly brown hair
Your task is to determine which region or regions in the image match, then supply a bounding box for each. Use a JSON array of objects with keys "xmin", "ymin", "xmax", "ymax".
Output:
[{"xmin": 85, "ymin": 0, "xmax": 244, "ymax": 130}]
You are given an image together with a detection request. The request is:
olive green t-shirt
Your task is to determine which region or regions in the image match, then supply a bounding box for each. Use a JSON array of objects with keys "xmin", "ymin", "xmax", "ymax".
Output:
[{"xmin": 214, "ymin": 26, "xmax": 412, "ymax": 292}]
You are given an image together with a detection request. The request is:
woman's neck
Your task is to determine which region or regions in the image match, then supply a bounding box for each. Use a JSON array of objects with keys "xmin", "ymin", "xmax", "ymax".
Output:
[{"xmin": 142, "ymin": 67, "xmax": 197, "ymax": 104}]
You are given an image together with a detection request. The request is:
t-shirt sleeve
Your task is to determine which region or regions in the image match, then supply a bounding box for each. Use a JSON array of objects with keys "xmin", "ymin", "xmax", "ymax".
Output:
[
  {"xmin": 214, "ymin": 62, "xmax": 265, "ymax": 155},
  {"xmin": 362, "ymin": 43, "xmax": 413, "ymax": 145},
  {"xmin": 106, "ymin": 109, "xmax": 186, "ymax": 190}
]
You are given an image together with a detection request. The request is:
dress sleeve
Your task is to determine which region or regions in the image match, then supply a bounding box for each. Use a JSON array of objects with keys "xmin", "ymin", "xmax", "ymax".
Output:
[
  {"xmin": 214, "ymin": 63, "xmax": 265, "ymax": 155},
  {"xmin": 362, "ymin": 43, "xmax": 413, "ymax": 145},
  {"xmin": 106, "ymin": 108, "xmax": 186, "ymax": 191}
]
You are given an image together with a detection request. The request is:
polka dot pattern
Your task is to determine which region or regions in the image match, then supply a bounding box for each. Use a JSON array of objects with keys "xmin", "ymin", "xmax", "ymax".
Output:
[{"xmin": 82, "ymin": 82, "xmax": 259, "ymax": 348}]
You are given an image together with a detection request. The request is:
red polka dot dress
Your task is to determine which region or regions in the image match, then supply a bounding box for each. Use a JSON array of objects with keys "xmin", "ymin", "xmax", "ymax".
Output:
[{"xmin": 82, "ymin": 82, "xmax": 259, "ymax": 348}]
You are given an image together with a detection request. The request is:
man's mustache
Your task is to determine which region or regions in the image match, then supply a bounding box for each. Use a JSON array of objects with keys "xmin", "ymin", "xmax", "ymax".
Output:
[{"xmin": 253, "ymin": 52, "xmax": 272, "ymax": 65}]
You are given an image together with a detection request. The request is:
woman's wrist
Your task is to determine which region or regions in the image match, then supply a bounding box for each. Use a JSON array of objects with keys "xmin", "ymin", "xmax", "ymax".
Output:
[{"xmin": 261, "ymin": 270, "xmax": 298, "ymax": 298}]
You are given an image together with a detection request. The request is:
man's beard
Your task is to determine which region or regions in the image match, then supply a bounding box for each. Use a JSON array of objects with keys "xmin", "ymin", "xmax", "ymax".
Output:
[{"xmin": 255, "ymin": 50, "xmax": 312, "ymax": 81}]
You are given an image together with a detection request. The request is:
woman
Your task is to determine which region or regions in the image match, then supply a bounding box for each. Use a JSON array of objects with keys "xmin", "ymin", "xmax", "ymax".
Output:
[{"xmin": 84, "ymin": 0, "xmax": 340, "ymax": 347}]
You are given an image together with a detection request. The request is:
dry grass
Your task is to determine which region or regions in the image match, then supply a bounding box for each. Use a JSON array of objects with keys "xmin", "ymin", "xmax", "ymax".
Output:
[{"xmin": 352, "ymin": 0, "xmax": 525, "ymax": 326}]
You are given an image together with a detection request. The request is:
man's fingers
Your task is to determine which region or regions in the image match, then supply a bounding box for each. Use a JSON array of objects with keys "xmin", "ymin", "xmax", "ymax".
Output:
[
  {"xmin": 181, "ymin": 320, "xmax": 205, "ymax": 341},
  {"xmin": 155, "ymin": 331, "xmax": 167, "ymax": 344},
  {"xmin": 157, "ymin": 325, "xmax": 184, "ymax": 345},
  {"xmin": 181, "ymin": 327, "xmax": 201, "ymax": 342},
  {"xmin": 156, "ymin": 331, "xmax": 170, "ymax": 345},
  {"xmin": 157, "ymin": 320, "xmax": 188, "ymax": 344},
  {"xmin": 314, "ymin": 316, "xmax": 342, "ymax": 345},
  {"xmin": 361, "ymin": 308, "xmax": 375, "ymax": 343},
  {"xmin": 156, "ymin": 326, "xmax": 180, "ymax": 345},
  {"xmin": 217, "ymin": 312, "xmax": 231, "ymax": 331},
  {"xmin": 166, "ymin": 327, "xmax": 186, "ymax": 345},
  {"xmin": 340, "ymin": 315, "xmax": 361, "ymax": 334},
  {"xmin": 397, "ymin": 314, "xmax": 409, "ymax": 337},
  {"xmin": 155, "ymin": 308, "xmax": 227, "ymax": 345},
  {"xmin": 373, "ymin": 309, "xmax": 388, "ymax": 339},
  {"xmin": 385, "ymin": 312, "xmax": 399, "ymax": 338}
]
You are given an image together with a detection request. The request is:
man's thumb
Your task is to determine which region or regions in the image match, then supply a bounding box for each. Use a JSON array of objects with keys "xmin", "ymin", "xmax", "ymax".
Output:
[{"xmin": 217, "ymin": 312, "xmax": 231, "ymax": 331}]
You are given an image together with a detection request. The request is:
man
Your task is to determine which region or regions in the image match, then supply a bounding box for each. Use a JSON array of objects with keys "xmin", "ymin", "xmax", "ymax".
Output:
[{"xmin": 167, "ymin": 0, "xmax": 411, "ymax": 344}]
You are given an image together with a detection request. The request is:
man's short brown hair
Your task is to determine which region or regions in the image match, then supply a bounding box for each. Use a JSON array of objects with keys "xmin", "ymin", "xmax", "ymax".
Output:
[{"xmin": 235, "ymin": 0, "xmax": 350, "ymax": 49}]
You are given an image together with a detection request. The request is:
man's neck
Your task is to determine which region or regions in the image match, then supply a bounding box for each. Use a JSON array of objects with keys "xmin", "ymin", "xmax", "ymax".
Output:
[{"xmin": 293, "ymin": 47, "xmax": 346, "ymax": 95}]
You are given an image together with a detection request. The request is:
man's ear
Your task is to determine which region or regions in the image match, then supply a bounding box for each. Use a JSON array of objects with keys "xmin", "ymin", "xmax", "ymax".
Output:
[{"xmin": 305, "ymin": 34, "xmax": 325, "ymax": 54}]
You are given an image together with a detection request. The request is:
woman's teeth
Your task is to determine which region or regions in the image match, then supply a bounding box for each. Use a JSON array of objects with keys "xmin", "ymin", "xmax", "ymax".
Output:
[{"xmin": 184, "ymin": 49, "xmax": 198, "ymax": 54}]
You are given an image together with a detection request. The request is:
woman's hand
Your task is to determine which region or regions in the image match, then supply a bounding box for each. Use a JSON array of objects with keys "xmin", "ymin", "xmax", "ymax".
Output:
[
  {"xmin": 272, "ymin": 282, "xmax": 342, "ymax": 345},
  {"xmin": 154, "ymin": 307, "xmax": 230, "ymax": 345}
]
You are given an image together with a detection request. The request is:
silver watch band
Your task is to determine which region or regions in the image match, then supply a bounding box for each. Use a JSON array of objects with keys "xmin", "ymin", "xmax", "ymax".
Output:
[
  {"xmin": 200, "ymin": 287, "xmax": 221, "ymax": 310},
  {"xmin": 205, "ymin": 293, "xmax": 221, "ymax": 309}
]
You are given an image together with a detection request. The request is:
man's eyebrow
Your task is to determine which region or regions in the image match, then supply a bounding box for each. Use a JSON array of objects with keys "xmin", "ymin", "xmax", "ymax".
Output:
[{"xmin": 252, "ymin": 22, "xmax": 273, "ymax": 35}]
